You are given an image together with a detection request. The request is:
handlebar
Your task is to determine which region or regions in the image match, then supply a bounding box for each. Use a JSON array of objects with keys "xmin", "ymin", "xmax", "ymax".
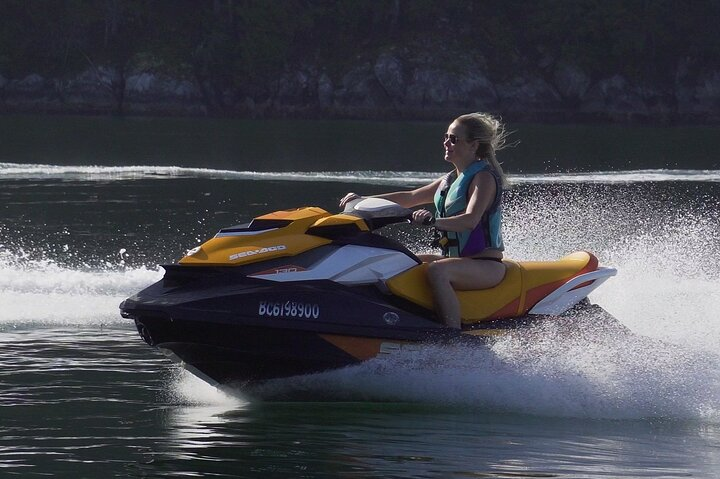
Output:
[{"xmin": 343, "ymin": 197, "xmax": 413, "ymax": 230}]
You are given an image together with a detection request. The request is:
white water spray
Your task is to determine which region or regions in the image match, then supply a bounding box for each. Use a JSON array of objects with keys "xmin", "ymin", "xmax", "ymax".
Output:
[{"xmin": 0, "ymin": 250, "xmax": 162, "ymax": 327}]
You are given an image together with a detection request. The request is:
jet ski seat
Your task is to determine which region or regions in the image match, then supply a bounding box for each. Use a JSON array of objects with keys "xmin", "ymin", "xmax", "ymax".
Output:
[{"xmin": 384, "ymin": 251, "xmax": 599, "ymax": 323}]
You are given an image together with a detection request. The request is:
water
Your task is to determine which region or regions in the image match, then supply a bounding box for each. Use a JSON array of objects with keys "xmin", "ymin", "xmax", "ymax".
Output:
[{"xmin": 1, "ymin": 115, "xmax": 719, "ymax": 477}]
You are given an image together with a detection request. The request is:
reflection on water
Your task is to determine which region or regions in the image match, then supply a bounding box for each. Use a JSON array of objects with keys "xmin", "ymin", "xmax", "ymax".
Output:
[
  {"xmin": 159, "ymin": 391, "xmax": 720, "ymax": 479},
  {"xmin": 1, "ymin": 327, "xmax": 718, "ymax": 477}
]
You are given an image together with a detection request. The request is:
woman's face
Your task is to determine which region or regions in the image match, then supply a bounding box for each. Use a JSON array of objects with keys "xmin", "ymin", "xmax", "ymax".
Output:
[{"xmin": 443, "ymin": 122, "xmax": 476, "ymax": 164}]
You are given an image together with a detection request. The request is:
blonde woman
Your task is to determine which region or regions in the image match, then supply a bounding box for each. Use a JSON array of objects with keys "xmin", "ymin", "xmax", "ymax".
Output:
[{"xmin": 340, "ymin": 112, "xmax": 510, "ymax": 329}]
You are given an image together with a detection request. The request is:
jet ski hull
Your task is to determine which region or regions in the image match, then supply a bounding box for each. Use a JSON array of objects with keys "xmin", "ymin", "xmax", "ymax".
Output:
[
  {"xmin": 131, "ymin": 317, "xmax": 370, "ymax": 384},
  {"xmin": 120, "ymin": 270, "xmax": 451, "ymax": 385},
  {"xmin": 124, "ymin": 298, "xmax": 613, "ymax": 386},
  {"xmin": 121, "ymin": 278, "xmax": 611, "ymax": 386}
]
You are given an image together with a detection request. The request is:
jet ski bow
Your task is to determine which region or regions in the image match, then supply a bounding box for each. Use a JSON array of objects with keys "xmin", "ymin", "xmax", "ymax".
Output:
[{"xmin": 120, "ymin": 198, "xmax": 617, "ymax": 387}]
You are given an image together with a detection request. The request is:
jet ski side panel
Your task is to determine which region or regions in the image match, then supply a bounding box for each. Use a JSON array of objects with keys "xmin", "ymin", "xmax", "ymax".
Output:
[
  {"xmin": 249, "ymin": 245, "xmax": 418, "ymax": 285},
  {"xmin": 121, "ymin": 274, "xmax": 444, "ymax": 336},
  {"xmin": 120, "ymin": 267, "xmax": 451, "ymax": 383}
]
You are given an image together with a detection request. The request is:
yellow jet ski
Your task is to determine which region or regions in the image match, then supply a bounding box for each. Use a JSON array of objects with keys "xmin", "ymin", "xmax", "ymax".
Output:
[{"xmin": 120, "ymin": 198, "xmax": 617, "ymax": 386}]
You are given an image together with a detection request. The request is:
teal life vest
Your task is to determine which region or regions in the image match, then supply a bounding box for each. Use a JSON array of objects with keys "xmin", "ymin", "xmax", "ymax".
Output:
[{"xmin": 432, "ymin": 160, "xmax": 504, "ymax": 257}]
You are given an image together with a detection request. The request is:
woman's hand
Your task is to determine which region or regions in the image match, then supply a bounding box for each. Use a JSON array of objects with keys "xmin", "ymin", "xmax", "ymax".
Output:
[
  {"xmin": 411, "ymin": 209, "xmax": 435, "ymax": 226},
  {"xmin": 339, "ymin": 192, "xmax": 363, "ymax": 208}
]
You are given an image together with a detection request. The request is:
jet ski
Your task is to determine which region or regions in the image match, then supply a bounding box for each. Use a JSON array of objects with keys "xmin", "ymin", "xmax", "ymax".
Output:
[{"xmin": 120, "ymin": 198, "xmax": 617, "ymax": 387}]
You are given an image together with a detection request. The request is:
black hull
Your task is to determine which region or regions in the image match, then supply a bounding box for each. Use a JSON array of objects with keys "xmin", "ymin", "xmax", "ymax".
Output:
[
  {"xmin": 120, "ymin": 270, "xmax": 449, "ymax": 384},
  {"xmin": 134, "ymin": 317, "xmax": 368, "ymax": 384}
]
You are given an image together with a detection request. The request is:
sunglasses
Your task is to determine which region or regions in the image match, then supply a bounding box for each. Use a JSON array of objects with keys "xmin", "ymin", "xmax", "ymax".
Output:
[{"xmin": 444, "ymin": 133, "xmax": 462, "ymax": 145}]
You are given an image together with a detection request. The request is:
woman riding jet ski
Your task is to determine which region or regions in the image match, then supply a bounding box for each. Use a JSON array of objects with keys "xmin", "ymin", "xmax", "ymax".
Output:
[
  {"xmin": 120, "ymin": 198, "xmax": 617, "ymax": 387},
  {"xmin": 341, "ymin": 112, "xmax": 511, "ymax": 329},
  {"xmin": 120, "ymin": 112, "xmax": 617, "ymax": 387}
]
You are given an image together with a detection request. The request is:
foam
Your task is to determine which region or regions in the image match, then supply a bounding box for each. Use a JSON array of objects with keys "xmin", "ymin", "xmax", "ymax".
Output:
[
  {"xmin": 165, "ymin": 369, "xmax": 245, "ymax": 408},
  {"xmin": 240, "ymin": 317, "xmax": 720, "ymax": 421}
]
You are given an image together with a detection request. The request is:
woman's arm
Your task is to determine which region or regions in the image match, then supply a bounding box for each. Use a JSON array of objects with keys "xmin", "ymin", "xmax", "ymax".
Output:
[
  {"xmin": 373, "ymin": 178, "xmax": 443, "ymax": 208},
  {"xmin": 340, "ymin": 177, "xmax": 443, "ymax": 209}
]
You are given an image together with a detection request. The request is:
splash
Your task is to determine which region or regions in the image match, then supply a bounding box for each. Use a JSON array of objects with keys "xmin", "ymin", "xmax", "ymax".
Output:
[
  {"xmin": 235, "ymin": 182, "xmax": 720, "ymax": 419},
  {"xmin": 240, "ymin": 316, "xmax": 720, "ymax": 421},
  {"xmin": 0, "ymin": 249, "xmax": 162, "ymax": 327},
  {"xmin": 164, "ymin": 368, "xmax": 245, "ymax": 407},
  {"xmin": 502, "ymin": 184, "xmax": 720, "ymax": 352}
]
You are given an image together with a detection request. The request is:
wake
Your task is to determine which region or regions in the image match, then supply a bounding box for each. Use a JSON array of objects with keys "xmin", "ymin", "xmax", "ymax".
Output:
[
  {"xmin": 0, "ymin": 250, "xmax": 161, "ymax": 327},
  {"xmin": 2, "ymin": 162, "xmax": 719, "ymax": 185},
  {"xmin": 239, "ymin": 316, "xmax": 720, "ymax": 422}
]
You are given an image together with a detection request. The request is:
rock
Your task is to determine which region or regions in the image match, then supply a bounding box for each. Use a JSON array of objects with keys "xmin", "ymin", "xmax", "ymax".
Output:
[
  {"xmin": 173, "ymin": 80, "xmax": 197, "ymax": 99},
  {"xmin": 451, "ymin": 69, "xmax": 497, "ymax": 108},
  {"xmin": 406, "ymin": 69, "xmax": 451, "ymax": 105},
  {"xmin": 127, "ymin": 72, "xmax": 155, "ymax": 93},
  {"xmin": 126, "ymin": 72, "xmax": 201, "ymax": 102},
  {"xmin": 496, "ymin": 76, "xmax": 561, "ymax": 112},
  {"xmin": 554, "ymin": 63, "xmax": 591, "ymax": 100},
  {"xmin": 90, "ymin": 67, "xmax": 121, "ymax": 86},
  {"xmin": 374, "ymin": 53, "xmax": 404, "ymax": 101},
  {"xmin": 677, "ymin": 70, "xmax": 720, "ymax": 118},
  {"xmin": 62, "ymin": 68, "xmax": 113, "ymax": 100},
  {"xmin": 275, "ymin": 67, "xmax": 318, "ymax": 106},
  {"xmin": 0, "ymin": 51, "xmax": 715, "ymax": 123},
  {"xmin": 10, "ymin": 74, "xmax": 46, "ymax": 92},
  {"xmin": 317, "ymin": 73, "xmax": 333, "ymax": 107},
  {"xmin": 637, "ymin": 85, "xmax": 675, "ymax": 122},
  {"xmin": 696, "ymin": 71, "xmax": 720, "ymax": 108},
  {"xmin": 581, "ymin": 75, "xmax": 648, "ymax": 116},
  {"xmin": 403, "ymin": 65, "xmax": 497, "ymax": 110},
  {"xmin": 334, "ymin": 64, "xmax": 389, "ymax": 108}
]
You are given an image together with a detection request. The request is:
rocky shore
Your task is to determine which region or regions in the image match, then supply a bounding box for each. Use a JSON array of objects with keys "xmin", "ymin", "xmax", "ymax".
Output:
[{"xmin": 1, "ymin": 52, "xmax": 718, "ymax": 124}]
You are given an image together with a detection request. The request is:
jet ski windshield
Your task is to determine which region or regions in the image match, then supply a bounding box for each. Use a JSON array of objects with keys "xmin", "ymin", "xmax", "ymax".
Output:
[{"xmin": 343, "ymin": 198, "xmax": 412, "ymax": 230}]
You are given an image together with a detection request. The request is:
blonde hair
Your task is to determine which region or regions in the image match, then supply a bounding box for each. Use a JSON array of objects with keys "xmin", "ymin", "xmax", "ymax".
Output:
[{"xmin": 454, "ymin": 112, "xmax": 511, "ymax": 189}]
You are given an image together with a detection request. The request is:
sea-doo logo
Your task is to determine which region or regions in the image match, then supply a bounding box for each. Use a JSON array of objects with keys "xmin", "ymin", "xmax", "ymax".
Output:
[{"xmin": 229, "ymin": 244, "xmax": 287, "ymax": 261}]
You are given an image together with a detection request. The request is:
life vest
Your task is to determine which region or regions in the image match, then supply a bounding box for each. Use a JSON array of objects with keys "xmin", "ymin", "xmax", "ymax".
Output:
[{"xmin": 432, "ymin": 160, "xmax": 504, "ymax": 257}]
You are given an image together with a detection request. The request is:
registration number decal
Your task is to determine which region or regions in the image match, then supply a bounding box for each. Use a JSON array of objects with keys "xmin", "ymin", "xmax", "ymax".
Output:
[{"xmin": 258, "ymin": 301, "xmax": 320, "ymax": 319}]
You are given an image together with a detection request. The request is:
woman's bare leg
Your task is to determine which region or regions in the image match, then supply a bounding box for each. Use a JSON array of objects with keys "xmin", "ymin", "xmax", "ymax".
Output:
[
  {"xmin": 426, "ymin": 258, "xmax": 506, "ymax": 328},
  {"xmin": 416, "ymin": 254, "xmax": 444, "ymax": 263}
]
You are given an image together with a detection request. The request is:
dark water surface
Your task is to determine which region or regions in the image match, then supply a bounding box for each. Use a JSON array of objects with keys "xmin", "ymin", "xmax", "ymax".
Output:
[
  {"xmin": 1, "ymin": 114, "xmax": 719, "ymax": 173},
  {"xmin": 1, "ymin": 115, "xmax": 719, "ymax": 477}
]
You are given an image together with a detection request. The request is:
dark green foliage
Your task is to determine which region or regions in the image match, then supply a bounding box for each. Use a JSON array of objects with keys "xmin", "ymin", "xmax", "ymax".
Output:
[{"xmin": 1, "ymin": 0, "xmax": 718, "ymax": 99}]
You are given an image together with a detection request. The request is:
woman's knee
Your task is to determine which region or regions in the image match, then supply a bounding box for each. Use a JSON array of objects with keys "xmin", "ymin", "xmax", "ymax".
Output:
[{"xmin": 426, "ymin": 261, "xmax": 450, "ymax": 286}]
